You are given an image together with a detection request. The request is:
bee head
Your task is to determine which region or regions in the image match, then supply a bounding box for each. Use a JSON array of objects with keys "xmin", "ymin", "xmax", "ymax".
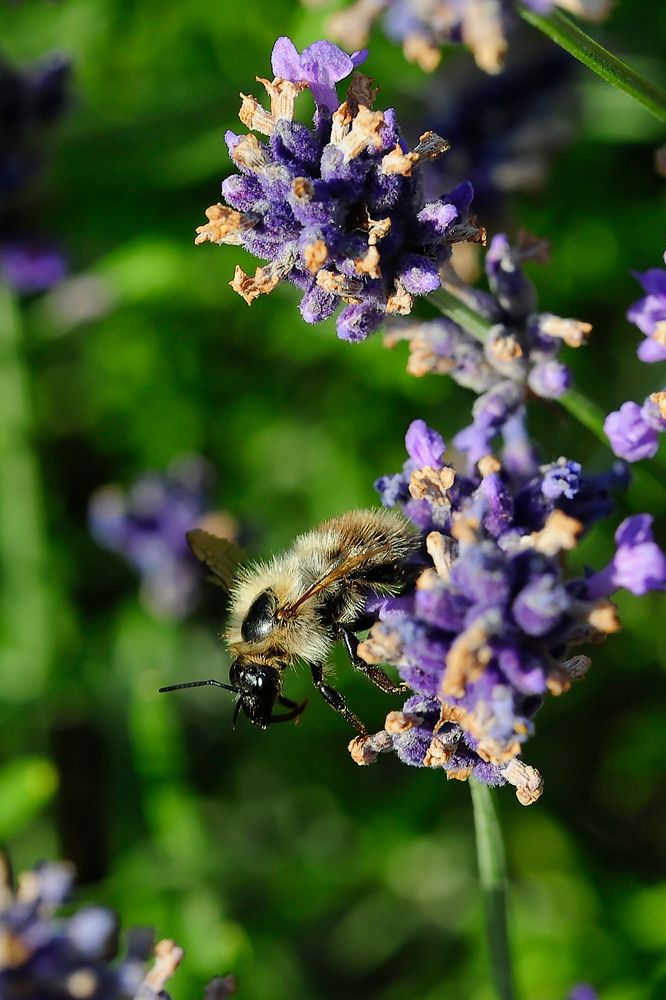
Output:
[
  {"xmin": 229, "ymin": 659, "xmax": 281, "ymax": 729},
  {"xmin": 159, "ymin": 661, "xmax": 306, "ymax": 730}
]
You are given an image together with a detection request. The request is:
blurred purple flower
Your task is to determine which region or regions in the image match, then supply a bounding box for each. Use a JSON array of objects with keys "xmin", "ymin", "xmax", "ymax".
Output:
[
  {"xmin": 0, "ymin": 857, "xmax": 235, "ymax": 999},
  {"xmin": 627, "ymin": 250, "xmax": 666, "ymax": 363},
  {"xmin": 194, "ymin": 36, "xmax": 484, "ymax": 342},
  {"xmin": 585, "ymin": 515, "xmax": 666, "ymax": 599},
  {"xmin": 0, "ymin": 241, "xmax": 67, "ymax": 294},
  {"xmin": 411, "ymin": 43, "xmax": 576, "ymax": 227},
  {"xmin": 353, "ymin": 418, "xmax": 661, "ymax": 801},
  {"xmin": 322, "ymin": 0, "xmax": 610, "ymax": 75},
  {"xmin": 88, "ymin": 455, "xmax": 236, "ymax": 620},
  {"xmin": 566, "ymin": 987, "xmax": 598, "ymax": 1000},
  {"xmin": 0, "ymin": 52, "xmax": 71, "ymax": 294}
]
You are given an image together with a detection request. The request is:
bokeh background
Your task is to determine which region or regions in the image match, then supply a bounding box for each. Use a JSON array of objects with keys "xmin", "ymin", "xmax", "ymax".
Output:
[{"xmin": 1, "ymin": 1, "xmax": 666, "ymax": 997}]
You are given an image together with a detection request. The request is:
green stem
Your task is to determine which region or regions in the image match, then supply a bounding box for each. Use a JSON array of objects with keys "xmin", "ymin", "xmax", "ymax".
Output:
[
  {"xmin": 470, "ymin": 780, "xmax": 515, "ymax": 1000},
  {"xmin": 429, "ymin": 287, "xmax": 494, "ymax": 342},
  {"xmin": 0, "ymin": 286, "xmax": 53, "ymax": 699},
  {"xmin": 518, "ymin": 6, "xmax": 666, "ymax": 123}
]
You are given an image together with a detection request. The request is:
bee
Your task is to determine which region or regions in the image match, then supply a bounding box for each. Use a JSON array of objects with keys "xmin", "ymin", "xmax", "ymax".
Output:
[{"xmin": 159, "ymin": 508, "xmax": 421, "ymax": 733}]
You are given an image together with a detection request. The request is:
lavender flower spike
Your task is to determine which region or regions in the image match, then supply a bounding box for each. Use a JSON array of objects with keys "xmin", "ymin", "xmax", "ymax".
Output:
[
  {"xmin": 354, "ymin": 418, "xmax": 634, "ymax": 801},
  {"xmin": 271, "ymin": 37, "xmax": 367, "ymax": 110},
  {"xmin": 195, "ymin": 37, "xmax": 484, "ymax": 342}
]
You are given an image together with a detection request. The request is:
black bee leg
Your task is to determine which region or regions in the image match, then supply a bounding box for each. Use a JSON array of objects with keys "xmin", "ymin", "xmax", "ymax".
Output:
[
  {"xmin": 339, "ymin": 625, "xmax": 405, "ymax": 695},
  {"xmin": 310, "ymin": 663, "xmax": 367, "ymax": 735}
]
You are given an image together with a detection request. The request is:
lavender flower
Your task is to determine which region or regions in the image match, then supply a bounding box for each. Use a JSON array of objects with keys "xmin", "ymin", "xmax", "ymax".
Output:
[
  {"xmin": 385, "ymin": 233, "xmax": 590, "ymax": 464},
  {"xmin": 0, "ymin": 857, "xmax": 235, "ymax": 1000},
  {"xmin": 0, "ymin": 52, "xmax": 71, "ymax": 294},
  {"xmin": 317, "ymin": 0, "xmax": 610, "ymax": 75},
  {"xmin": 194, "ymin": 37, "xmax": 484, "ymax": 343},
  {"xmin": 351, "ymin": 419, "xmax": 664, "ymax": 802},
  {"xmin": 604, "ymin": 395, "xmax": 665, "ymax": 462},
  {"xmin": 627, "ymin": 248, "xmax": 666, "ymax": 363},
  {"xmin": 88, "ymin": 455, "xmax": 236, "ymax": 620},
  {"xmin": 605, "ymin": 246, "xmax": 666, "ymax": 461}
]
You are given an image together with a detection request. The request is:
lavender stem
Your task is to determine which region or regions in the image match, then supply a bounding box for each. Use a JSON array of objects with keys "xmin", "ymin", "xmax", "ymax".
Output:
[
  {"xmin": 470, "ymin": 779, "xmax": 515, "ymax": 1000},
  {"xmin": 518, "ymin": 6, "xmax": 666, "ymax": 124}
]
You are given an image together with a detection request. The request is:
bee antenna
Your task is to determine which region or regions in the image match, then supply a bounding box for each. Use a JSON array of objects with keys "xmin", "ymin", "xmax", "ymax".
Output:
[{"xmin": 159, "ymin": 679, "xmax": 238, "ymax": 694}]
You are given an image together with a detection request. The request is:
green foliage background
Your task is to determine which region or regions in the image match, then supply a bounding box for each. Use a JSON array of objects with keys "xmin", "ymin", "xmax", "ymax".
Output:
[{"xmin": 1, "ymin": 1, "xmax": 665, "ymax": 998}]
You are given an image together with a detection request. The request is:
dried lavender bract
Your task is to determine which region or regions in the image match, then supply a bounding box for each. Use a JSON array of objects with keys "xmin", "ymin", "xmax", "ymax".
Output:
[{"xmin": 195, "ymin": 37, "xmax": 484, "ymax": 343}]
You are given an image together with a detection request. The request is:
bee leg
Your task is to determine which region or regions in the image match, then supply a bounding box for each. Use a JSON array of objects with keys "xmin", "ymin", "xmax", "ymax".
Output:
[
  {"xmin": 338, "ymin": 625, "xmax": 405, "ymax": 695},
  {"xmin": 309, "ymin": 663, "xmax": 367, "ymax": 735}
]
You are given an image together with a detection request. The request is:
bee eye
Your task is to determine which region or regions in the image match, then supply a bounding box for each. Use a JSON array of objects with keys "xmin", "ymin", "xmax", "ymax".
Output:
[{"xmin": 241, "ymin": 589, "xmax": 276, "ymax": 642}]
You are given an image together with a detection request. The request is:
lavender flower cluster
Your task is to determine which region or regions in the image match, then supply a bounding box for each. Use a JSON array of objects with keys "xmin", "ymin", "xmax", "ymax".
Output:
[
  {"xmin": 387, "ymin": 232, "xmax": 591, "ymax": 465},
  {"xmin": 195, "ymin": 37, "xmax": 484, "ymax": 342},
  {"xmin": 0, "ymin": 857, "xmax": 235, "ymax": 999},
  {"xmin": 308, "ymin": 0, "xmax": 610, "ymax": 75},
  {"xmin": 0, "ymin": 51, "xmax": 70, "ymax": 294},
  {"xmin": 348, "ymin": 419, "xmax": 665, "ymax": 803},
  {"xmin": 88, "ymin": 456, "xmax": 236, "ymax": 620},
  {"xmin": 605, "ymin": 246, "xmax": 666, "ymax": 462}
]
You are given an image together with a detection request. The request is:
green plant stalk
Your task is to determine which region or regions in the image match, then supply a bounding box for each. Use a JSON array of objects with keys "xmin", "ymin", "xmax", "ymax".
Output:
[
  {"xmin": 470, "ymin": 780, "xmax": 515, "ymax": 1000},
  {"xmin": 0, "ymin": 286, "xmax": 53, "ymax": 698},
  {"xmin": 518, "ymin": 6, "xmax": 666, "ymax": 123}
]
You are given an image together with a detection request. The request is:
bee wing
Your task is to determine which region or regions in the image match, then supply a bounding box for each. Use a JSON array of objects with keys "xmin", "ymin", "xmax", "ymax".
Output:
[
  {"xmin": 281, "ymin": 542, "xmax": 393, "ymax": 618},
  {"xmin": 186, "ymin": 528, "xmax": 245, "ymax": 593}
]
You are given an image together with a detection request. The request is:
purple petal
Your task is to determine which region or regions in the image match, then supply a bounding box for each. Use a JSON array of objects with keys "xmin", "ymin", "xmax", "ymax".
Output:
[
  {"xmin": 637, "ymin": 335, "xmax": 666, "ymax": 363},
  {"xmin": 615, "ymin": 513, "xmax": 654, "ymax": 548},
  {"xmin": 604, "ymin": 401, "xmax": 659, "ymax": 462},
  {"xmin": 271, "ymin": 36, "xmax": 302, "ymax": 80},
  {"xmin": 301, "ymin": 40, "xmax": 355, "ymax": 84},
  {"xmin": 405, "ymin": 419, "xmax": 446, "ymax": 467},
  {"xmin": 398, "ymin": 254, "xmax": 441, "ymax": 295},
  {"xmin": 336, "ymin": 302, "xmax": 384, "ymax": 342}
]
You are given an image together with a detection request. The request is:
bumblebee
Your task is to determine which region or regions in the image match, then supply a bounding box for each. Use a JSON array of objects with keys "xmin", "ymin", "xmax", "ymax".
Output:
[{"xmin": 160, "ymin": 509, "xmax": 421, "ymax": 732}]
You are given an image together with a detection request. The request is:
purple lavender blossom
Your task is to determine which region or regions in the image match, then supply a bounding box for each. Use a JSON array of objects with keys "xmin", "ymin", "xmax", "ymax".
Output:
[
  {"xmin": 627, "ymin": 250, "xmax": 666, "ymax": 363},
  {"xmin": 585, "ymin": 515, "xmax": 666, "ymax": 599},
  {"xmin": 194, "ymin": 37, "xmax": 484, "ymax": 342},
  {"xmin": 88, "ymin": 455, "xmax": 235, "ymax": 620},
  {"xmin": 0, "ymin": 52, "xmax": 71, "ymax": 294},
  {"xmin": 387, "ymin": 233, "xmax": 590, "ymax": 467},
  {"xmin": 352, "ymin": 418, "xmax": 663, "ymax": 802},
  {"xmin": 604, "ymin": 399, "xmax": 661, "ymax": 462},
  {"xmin": 271, "ymin": 37, "xmax": 367, "ymax": 110},
  {"xmin": 323, "ymin": 0, "xmax": 610, "ymax": 75},
  {"xmin": 0, "ymin": 241, "xmax": 67, "ymax": 294},
  {"xmin": 0, "ymin": 858, "xmax": 234, "ymax": 999}
]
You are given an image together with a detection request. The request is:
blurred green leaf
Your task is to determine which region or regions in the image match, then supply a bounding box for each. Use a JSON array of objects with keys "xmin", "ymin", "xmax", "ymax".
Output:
[{"xmin": 0, "ymin": 757, "xmax": 58, "ymax": 840}]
